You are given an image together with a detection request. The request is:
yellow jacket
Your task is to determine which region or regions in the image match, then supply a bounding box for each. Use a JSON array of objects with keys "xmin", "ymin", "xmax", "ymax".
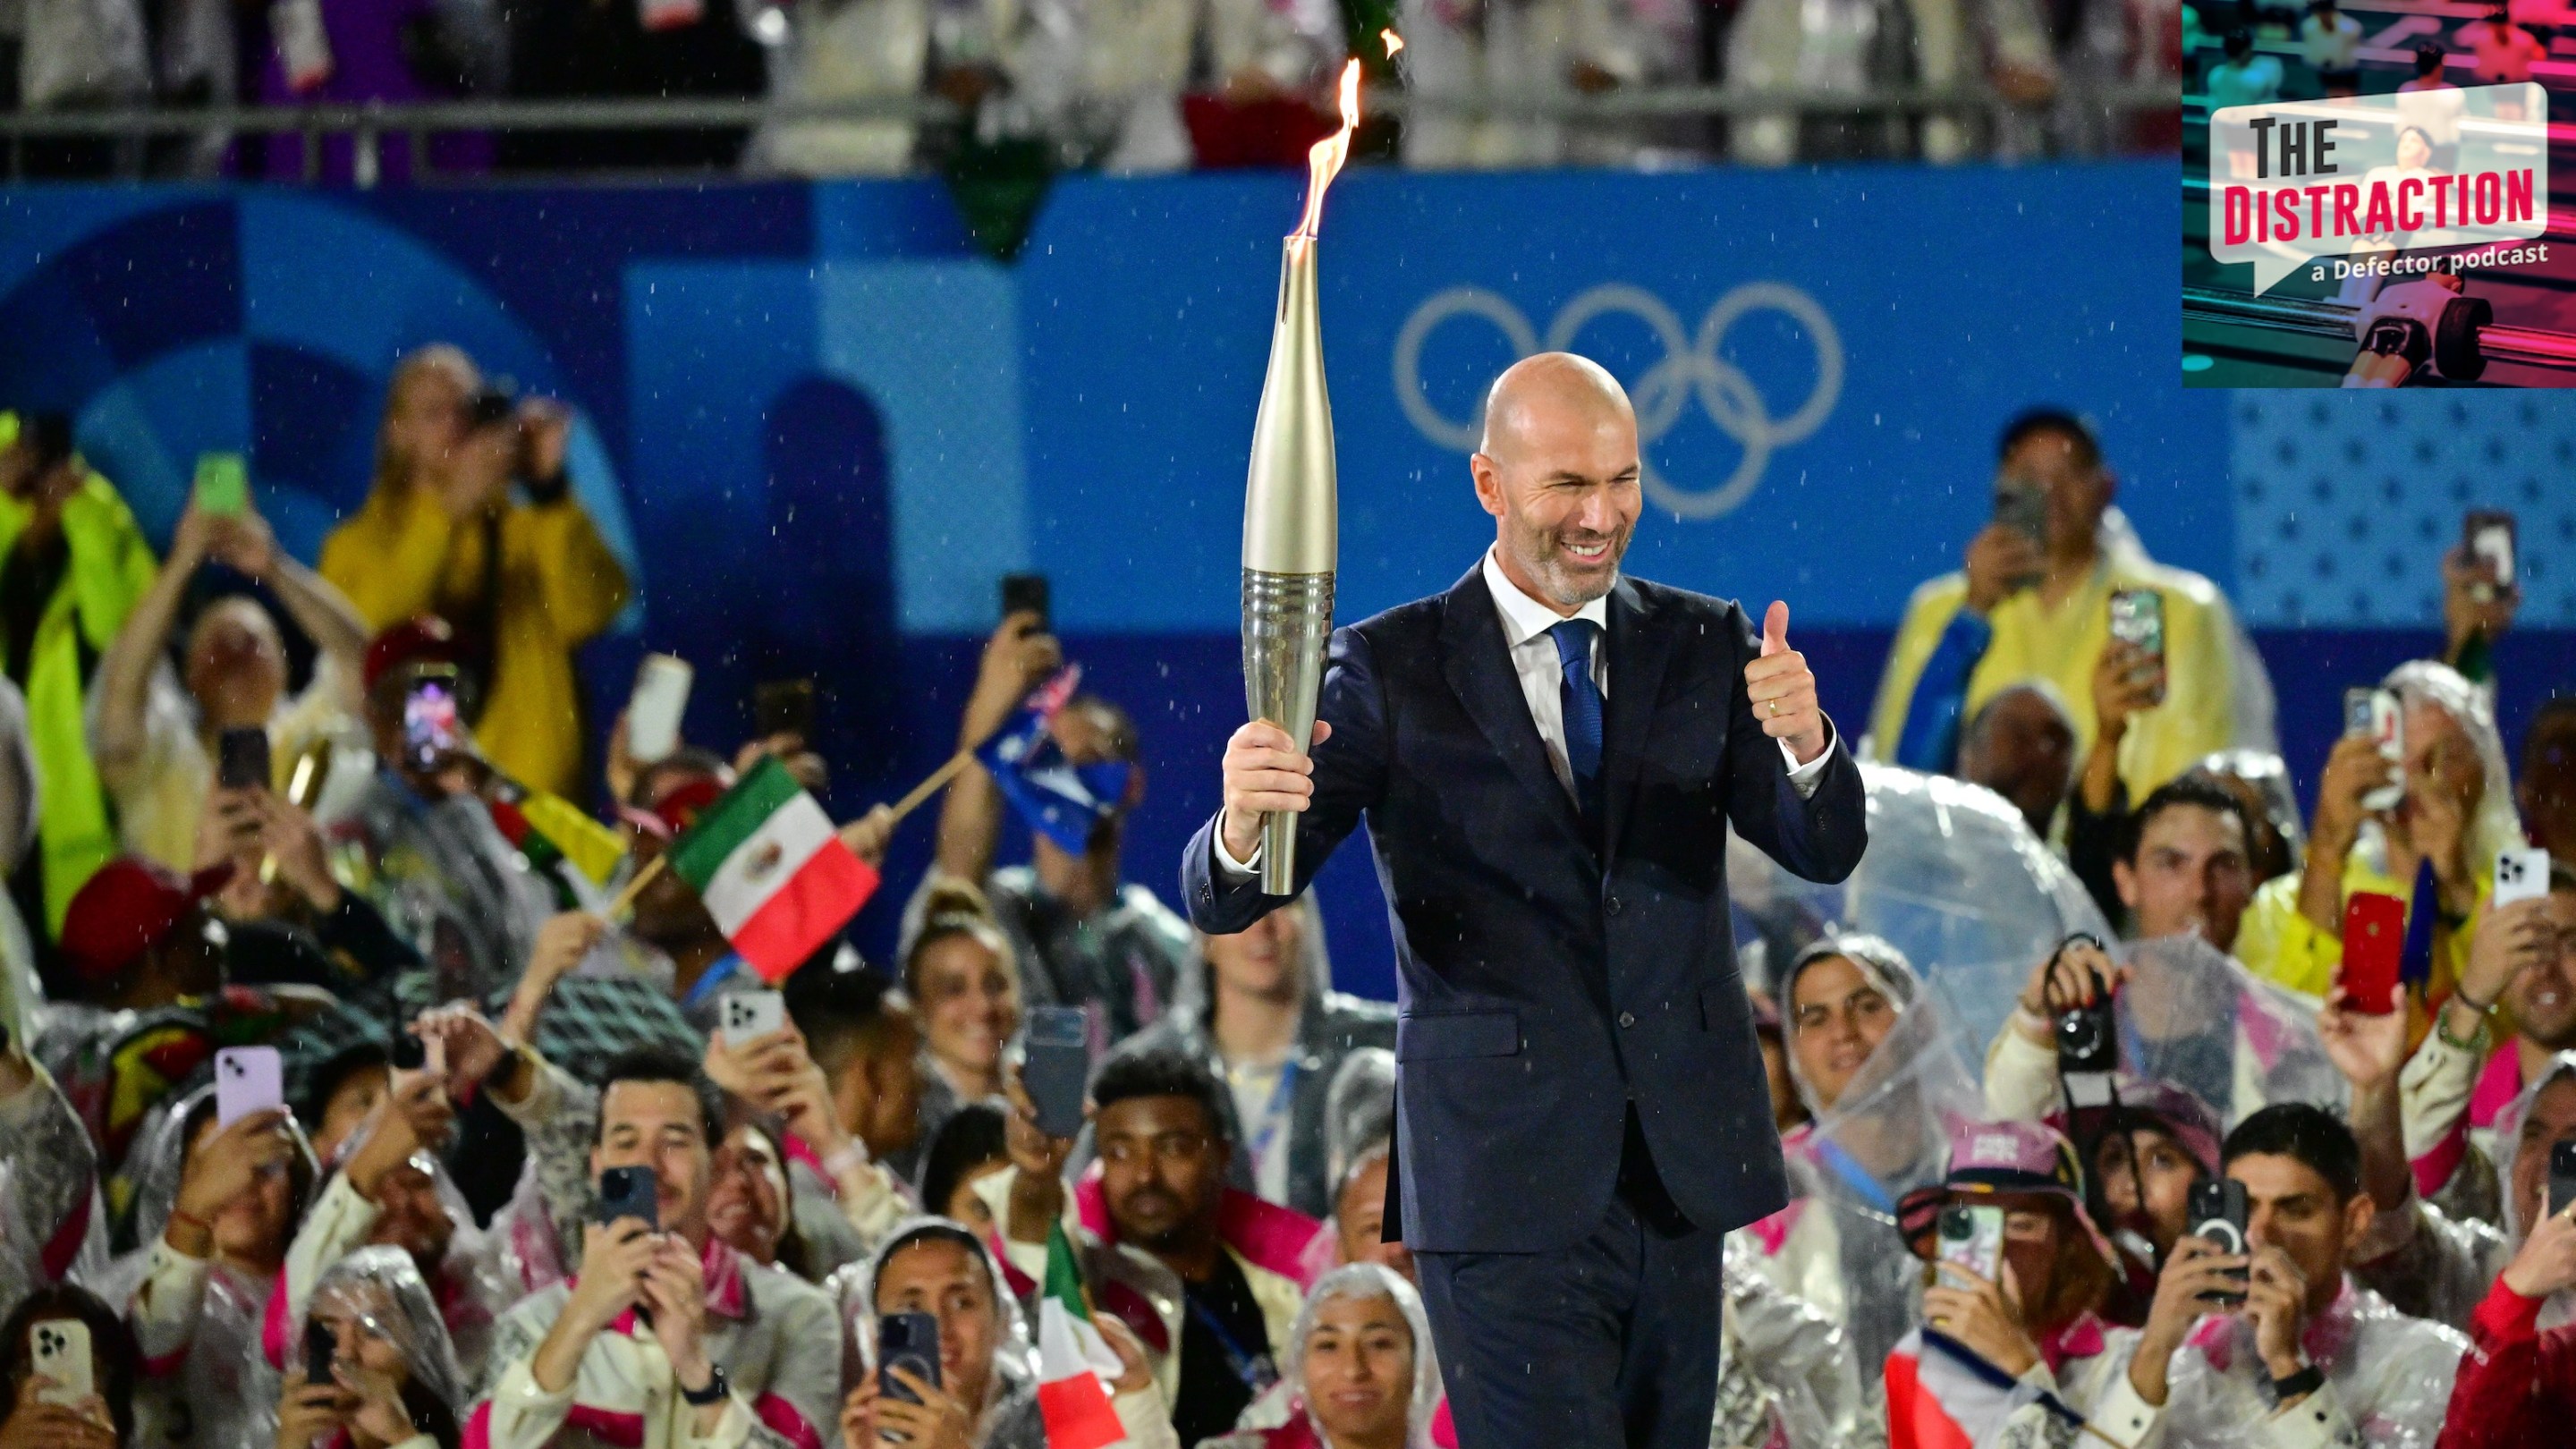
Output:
[
  {"xmin": 2233, "ymin": 847, "xmax": 2484, "ymax": 1002},
  {"xmin": 0, "ymin": 462, "xmax": 158, "ymax": 934},
  {"xmin": 1868, "ymin": 557, "xmax": 2241, "ymax": 807},
  {"xmin": 319, "ymin": 481, "xmax": 628, "ymax": 800}
]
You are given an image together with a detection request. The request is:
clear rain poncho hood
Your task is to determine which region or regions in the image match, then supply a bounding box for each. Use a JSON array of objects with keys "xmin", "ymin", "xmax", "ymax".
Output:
[
  {"xmin": 2112, "ymin": 933, "xmax": 2346, "ymax": 1129},
  {"xmin": 2359, "ymin": 660, "xmax": 2525, "ymax": 884},
  {"xmin": 1778, "ymin": 941, "xmax": 1985, "ymax": 1374},
  {"xmin": 834, "ymin": 1216, "xmax": 1041, "ymax": 1445},
  {"xmin": 1731, "ymin": 761, "xmax": 2114, "ymax": 1052},
  {"xmin": 303, "ymin": 1244, "xmax": 470, "ymax": 1419},
  {"xmin": 115, "ymin": 1080, "xmax": 320, "ymax": 1263},
  {"xmin": 1275, "ymin": 1262, "xmax": 1443, "ymax": 1449}
]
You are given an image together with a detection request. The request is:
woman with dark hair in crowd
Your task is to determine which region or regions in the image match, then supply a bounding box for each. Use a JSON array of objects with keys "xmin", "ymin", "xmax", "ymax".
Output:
[
  {"xmin": 0, "ymin": 1284, "xmax": 138, "ymax": 1449},
  {"xmin": 707, "ymin": 1117, "xmax": 815, "ymax": 1277},
  {"xmin": 1890, "ymin": 1120, "xmax": 2187, "ymax": 1445},
  {"xmin": 916, "ymin": 1104, "xmax": 1011, "ymax": 1234},
  {"xmin": 902, "ymin": 889, "xmax": 1024, "ymax": 1132},
  {"xmin": 107, "ymin": 1083, "xmax": 318, "ymax": 1449},
  {"xmin": 270, "ymin": 1247, "xmax": 467, "ymax": 1449}
]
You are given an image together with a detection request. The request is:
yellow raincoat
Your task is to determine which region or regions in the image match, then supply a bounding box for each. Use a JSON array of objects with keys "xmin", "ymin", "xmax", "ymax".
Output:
[{"xmin": 320, "ymin": 480, "xmax": 628, "ymax": 800}]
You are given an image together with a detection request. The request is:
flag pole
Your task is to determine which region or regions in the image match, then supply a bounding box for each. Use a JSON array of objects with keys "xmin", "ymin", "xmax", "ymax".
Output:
[
  {"xmin": 604, "ymin": 854, "xmax": 667, "ymax": 920},
  {"xmin": 886, "ymin": 749, "xmax": 975, "ymax": 826}
]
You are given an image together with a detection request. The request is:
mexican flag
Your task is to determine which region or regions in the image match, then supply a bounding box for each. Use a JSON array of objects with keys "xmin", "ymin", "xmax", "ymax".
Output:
[
  {"xmin": 665, "ymin": 757, "xmax": 878, "ymax": 982},
  {"xmin": 1034, "ymin": 1220, "xmax": 1124, "ymax": 1449}
]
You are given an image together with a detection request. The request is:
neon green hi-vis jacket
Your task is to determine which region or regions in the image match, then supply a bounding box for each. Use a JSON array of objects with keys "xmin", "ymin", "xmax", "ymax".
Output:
[{"xmin": 0, "ymin": 414, "xmax": 158, "ymax": 936}]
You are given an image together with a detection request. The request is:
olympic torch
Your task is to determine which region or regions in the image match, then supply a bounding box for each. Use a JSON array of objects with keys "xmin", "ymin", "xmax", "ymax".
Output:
[{"xmin": 1241, "ymin": 61, "xmax": 1362, "ymax": 896}]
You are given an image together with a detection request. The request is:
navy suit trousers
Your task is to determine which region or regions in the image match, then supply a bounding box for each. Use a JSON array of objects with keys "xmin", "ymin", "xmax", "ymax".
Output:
[{"xmin": 1413, "ymin": 1107, "xmax": 1723, "ymax": 1449}]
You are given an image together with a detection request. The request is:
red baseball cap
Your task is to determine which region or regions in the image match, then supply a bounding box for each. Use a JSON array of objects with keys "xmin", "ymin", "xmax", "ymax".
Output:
[
  {"xmin": 363, "ymin": 615, "xmax": 461, "ymax": 695},
  {"xmin": 60, "ymin": 857, "xmax": 234, "ymax": 983}
]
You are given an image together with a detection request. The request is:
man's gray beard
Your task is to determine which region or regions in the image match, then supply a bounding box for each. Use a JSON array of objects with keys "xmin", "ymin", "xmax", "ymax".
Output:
[{"xmin": 1508, "ymin": 527, "xmax": 1627, "ymax": 609}]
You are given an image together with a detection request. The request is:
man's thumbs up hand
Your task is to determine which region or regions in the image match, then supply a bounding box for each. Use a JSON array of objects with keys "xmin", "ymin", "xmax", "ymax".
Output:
[
  {"xmin": 1761, "ymin": 601, "xmax": 1791, "ymax": 657},
  {"xmin": 1744, "ymin": 600, "xmax": 1826, "ymax": 765}
]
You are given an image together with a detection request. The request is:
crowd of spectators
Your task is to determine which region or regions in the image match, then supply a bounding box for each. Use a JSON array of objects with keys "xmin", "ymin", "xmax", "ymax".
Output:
[
  {"xmin": 0, "ymin": 369, "xmax": 2572, "ymax": 1449},
  {"xmin": 0, "ymin": 0, "xmax": 2179, "ymax": 182}
]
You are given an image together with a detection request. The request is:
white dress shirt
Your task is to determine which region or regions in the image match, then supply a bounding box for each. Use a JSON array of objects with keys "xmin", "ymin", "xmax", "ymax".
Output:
[{"xmin": 1216, "ymin": 548, "xmax": 1836, "ymax": 875}]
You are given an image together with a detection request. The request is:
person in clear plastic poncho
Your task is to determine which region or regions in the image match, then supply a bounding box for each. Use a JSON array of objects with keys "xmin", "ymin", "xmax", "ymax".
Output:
[
  {"xmin": 829, "ymin": 1216, "xmax": 1173, "ymax": 1449},
  {"xmin": 1199, "ymin": 1263, "xmax": 1438, "ymax": 1449},
  {"xmin": 1749, "ymin": 932, "xmax": 1983, "ymax": 1387},
  {"xmin": 274, "ymin": 1070, "xmax": 520, "ymax": 1389},
  {"xmin": 2148, "ymin": 1106, "xmax": 2465, "ymax": 1449},
  {"xmin": 1985, "ymin": 931, "xmax": 2346, "ymax": 1135},
  {"xmin": 1728, "ymin": 761, "xmax": 2112, "ymax": 1055},
  {"xmin": 2343, "ymin": 1044, "xmax": 2576, "ymax": 1335},
  {"xmin": 102, "ymin": 1081, "xmax": 318, "ymax": 1449},
  {"xmin": 270, "ymin": 1245, "xmax": 468, "ymax": 1449}
]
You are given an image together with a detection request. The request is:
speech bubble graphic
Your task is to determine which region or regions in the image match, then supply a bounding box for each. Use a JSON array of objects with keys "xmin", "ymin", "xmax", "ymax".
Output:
[{"xmin": 2206, "ymin": 84, "xmax": 2547, "ymax": 295}]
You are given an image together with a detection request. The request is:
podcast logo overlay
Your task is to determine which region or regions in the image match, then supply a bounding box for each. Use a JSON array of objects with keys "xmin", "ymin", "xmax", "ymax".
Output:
[{"xmin": 2207, "ymin": 83, "xmax": 2547, "ymax": 295}]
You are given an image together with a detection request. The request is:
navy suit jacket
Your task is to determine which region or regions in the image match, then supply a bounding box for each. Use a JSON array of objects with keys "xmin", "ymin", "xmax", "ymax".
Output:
[{"xmin": 1182, "ymin": 565, "xmax": 1868, "ymax": 1254}]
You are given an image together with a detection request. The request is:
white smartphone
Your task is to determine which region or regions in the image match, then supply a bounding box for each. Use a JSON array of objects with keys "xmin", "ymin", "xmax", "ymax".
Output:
[
  {"xmin": 1936, "ymin": 1204, "xmax": 2004, "ymax": 1284},
  {"xmin": 214, "ymin": 1046, "xmax": 284, "ymax": 1128},
  {"xmin": 2496, "ymin": 846, "xmax": 2554, "ymax": 908},
  {"xmin": 720, "ymin": 990, "xmax": 785, "ymax": 1047},
  {"xmin": 30, "ymin": 1318, "xmax": 92, "ymax": 1404},
  {"xmin": 2361, "ymin": 688, "xmax": 2404, "ymax": 813},
  {"xmin": 626, "ymin": 654, "xmax": 693, "ymax": 766}
]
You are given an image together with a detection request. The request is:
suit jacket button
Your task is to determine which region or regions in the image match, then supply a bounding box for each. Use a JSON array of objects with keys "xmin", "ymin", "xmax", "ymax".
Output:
[
  {"xmin": 1605, "ymin": 894, "xmax": 1623, "ymax": 916},
  {"xmin": 1618, "ymin": 1012, "xmax": 1637, "ymax": 1029}
]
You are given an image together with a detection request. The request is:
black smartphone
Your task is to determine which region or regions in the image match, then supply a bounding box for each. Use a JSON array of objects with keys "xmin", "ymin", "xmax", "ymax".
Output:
[
  {"xmin": 1001, "ymin": 572, "xmax": 1050, "ymax": 628},
  {"xmin": 596, "ymin": 1165, "xmax": 658, "ymax": 1231},
  {"xmin": 752, "ymin": 679, "xmax": 817, "ymax": 741},
  {"xmin": 303, "ymin": 1318, "xmax": 336, "ymax": 1385},
  {"xmin": 1993, "ymin": 486, "xmax": 2047, "ymax": 547},
  {"xmin": 217, "ymin": 725, "xmax": 271, "ymax": 791},
  {"xmin": 2551, "ymin": 1140, "xmax": 2576, "ymax": 1218},
  {"xmin": 877, "ymin": 1311, "xmax": 941, "ymax": 1405},
  {"xmin": 389, "ymin": 1033, "xmax": 426, "ymax": 1072},
  {"xmin": 1022, "ymin": 1006, "xmax": 1090, "ymax": 1140},
  {"xmin": 2188, "ymin": 1178, "xmax": 2250, "ymax": 1303}
]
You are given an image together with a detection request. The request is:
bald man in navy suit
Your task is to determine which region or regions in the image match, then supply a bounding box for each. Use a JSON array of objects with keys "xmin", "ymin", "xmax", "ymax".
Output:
[{"xmin": 1182, "ymin": 352, "xmax": 1868, "ymax": 1449}]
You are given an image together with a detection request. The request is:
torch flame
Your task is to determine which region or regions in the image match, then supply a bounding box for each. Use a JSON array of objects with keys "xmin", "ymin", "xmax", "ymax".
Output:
[
  {"xmin": 1381, "ymin": 27, "xmax": 1403, "ymax": 55},
  {"xmin": 1291, "ymin": 59, "xmax": 1363, "ymax": 241}
]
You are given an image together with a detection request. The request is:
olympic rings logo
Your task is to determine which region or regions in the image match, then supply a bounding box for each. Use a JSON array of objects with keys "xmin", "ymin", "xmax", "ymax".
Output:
[{"xmin": 1392, "ymin": 283, "xmax": 1843, "ymax": 521}]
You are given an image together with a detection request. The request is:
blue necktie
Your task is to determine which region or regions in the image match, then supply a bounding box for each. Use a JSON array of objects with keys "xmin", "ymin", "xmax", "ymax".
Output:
[{"xmin": 1549, "ymin": 618, "xmax": 1604, "ymax": 820}]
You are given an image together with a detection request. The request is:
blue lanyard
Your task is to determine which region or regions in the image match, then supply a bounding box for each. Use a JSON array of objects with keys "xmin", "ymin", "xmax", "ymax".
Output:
[
  {"xmin": 1186, "ymin": 1288, "xmax": 1278, "ymax": 1394},
  {"xmin": 1810, "ymin": 1136, "xmax": 1897, "ymax": 1216}
]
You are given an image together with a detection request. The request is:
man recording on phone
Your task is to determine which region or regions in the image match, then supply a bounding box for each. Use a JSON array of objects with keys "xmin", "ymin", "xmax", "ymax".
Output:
[
  {"xmin": 2117, "ymin": 1105, "xmax": 2465, "ymax": 1445},
  {"xmin": 471, "ymin": 1046, "xmax": 838, "ymax": 1449},
  {"xmin": 1871, "ymin": 408, "xmax": 2266, "ymax": 811}
]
